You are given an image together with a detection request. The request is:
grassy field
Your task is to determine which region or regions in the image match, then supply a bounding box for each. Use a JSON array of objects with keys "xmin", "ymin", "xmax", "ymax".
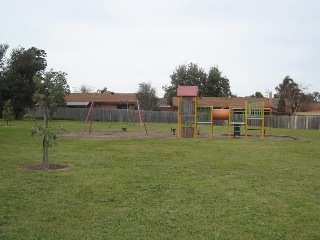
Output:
[{"xmin": 0, "ymin": 120, "xmax": 319, "ymax": 239}]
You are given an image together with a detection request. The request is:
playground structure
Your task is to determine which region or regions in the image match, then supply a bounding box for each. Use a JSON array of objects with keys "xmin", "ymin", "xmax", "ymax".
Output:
[
  {"xmin": 81, "ymin": 100, "xmax": 148, "ymax": 135},
  {"xmin": 177, "ymin": 86, "xmax": 266, "ymax": 139},
  {"xmin": 228, "ymin": 101, "xmax": 265, "ymax": 139}
]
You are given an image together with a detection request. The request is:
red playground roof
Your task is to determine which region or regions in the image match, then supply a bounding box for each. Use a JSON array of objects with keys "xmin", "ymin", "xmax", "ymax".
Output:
[{"xmin": 177, "ymin": 86, "xmax": 199, "ymax": 97}]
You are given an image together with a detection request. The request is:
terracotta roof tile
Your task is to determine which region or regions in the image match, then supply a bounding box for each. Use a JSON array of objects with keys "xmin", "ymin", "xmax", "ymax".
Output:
[{"xmin": 66, "ymin": 93, "xmax": 137, "ymax": 102}]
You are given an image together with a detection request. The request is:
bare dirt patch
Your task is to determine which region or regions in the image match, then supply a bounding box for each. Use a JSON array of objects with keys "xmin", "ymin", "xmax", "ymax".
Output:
[
  {"xmin": 20, "ymin": 163, "xmax": 70, "ymax": 171},
  {"xmin": 63, "ymin": 131, "xmax": 177, "ymax": 138},
  {"xmin": 62, "ymin": 131, "xmax": 300, "ymax": 140}
]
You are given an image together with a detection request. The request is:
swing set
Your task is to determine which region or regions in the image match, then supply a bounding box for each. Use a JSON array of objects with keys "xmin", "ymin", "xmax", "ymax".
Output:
[{"xmin": 81, "ymin": 100, "xmax": 148, "ymax": 135}]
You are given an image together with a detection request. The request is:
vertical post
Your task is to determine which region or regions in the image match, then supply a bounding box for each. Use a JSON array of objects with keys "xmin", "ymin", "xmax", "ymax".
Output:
[
  {"xmin": 178, "ymin": 96, "xmax": 182, "ymax": 138},
  {"xmin": 194, "ymin": 96, "xmax": 197, "ymax": 138},
  {"xmin": 81, "ymin": 101, "xmax": 94, "ymax": 135},
  {"xmin": 228, "ymin": 105, "xmax": 231, "ymax": 139},
  {"xmin": 261, "ymin": 101, "xmax": 264, "ymax": 139},
  {"xmin": 210, "ymin": 106, "xmax": 213, "ymax": 139},
  {"xmin": 245, "ymin": 101, "xmax": 248, "ymax": 139},
  {"xmin": 137, "ymin": 100, "xmax": 148, "ymax": 135},
  {"xmin": 89, "ymin": 101, "xmax": 95, "ymax": 134}
]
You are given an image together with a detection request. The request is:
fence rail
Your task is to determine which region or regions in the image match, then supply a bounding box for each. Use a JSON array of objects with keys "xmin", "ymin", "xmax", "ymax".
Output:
[{"xmin": 25, "ymin": 108, "xmax": 320, "ymax": 130}]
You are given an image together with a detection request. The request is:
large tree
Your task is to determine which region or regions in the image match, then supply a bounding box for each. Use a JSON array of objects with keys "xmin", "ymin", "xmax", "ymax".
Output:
[
  {"xmin": 0, "ymin": 46, "xmax": 47, "ymax": 118},
  {"xmin": 136, "ymin": 81, "xmax": 159, "ymax": 111},
  {"xmin": 312, "ymin": 91, "xmax": 320, "ymax": 102},
  {"xmin": 0, "ymin": 43, "xmax": 9, "ymax": 72},
  {"xmin": 202, "ymin": 66, "xmax": 231, "ymax": 97},
  {"xmin": 163, "ymin": 63, "xmax": 207, "ymax": 105},
  {"xmin": 162, "ymin": 63, "xmax": 232, "ymax": 105},
  {"xmin": 0, "ymin": 44, "xmax": 9, "ymax": 116},
  {"xmin": 32, "ymin": 70, "xmax": 70, "ymax": 166},
  {"xmin": 275, "ymin": 76, "xmax": 318, "ymax": 114}
]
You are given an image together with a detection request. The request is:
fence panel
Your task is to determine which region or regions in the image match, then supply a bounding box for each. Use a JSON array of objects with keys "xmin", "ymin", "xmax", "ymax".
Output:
[{"xmin": 25, "ymin": 108, "xmax": 320, "ymax": 130}]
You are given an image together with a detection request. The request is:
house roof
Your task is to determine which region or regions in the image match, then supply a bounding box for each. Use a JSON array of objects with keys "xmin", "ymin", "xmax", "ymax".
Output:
[
  {"xmin": 157, "ymin": 98, "xmax": 169, "ymax": 106},
  {"xmin": 306, "ymin": 103, "xmax": 320, "ymax": 112},
  {"xmin": 66, "ymin": 93, "xmax": 137, "ymax": 102},
  {"xmin": 65, "ymin": 93, "xmax": 280, "ymax": 110},
  {"xmin": 173, "ymin": 97, "xmax": 276, "ymax": 108}
]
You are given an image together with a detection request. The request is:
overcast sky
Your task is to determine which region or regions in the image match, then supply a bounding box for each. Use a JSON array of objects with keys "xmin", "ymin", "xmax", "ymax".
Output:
[{"xmin": 1, "ymin": 0, "xmax": 319, "ymax": 97}]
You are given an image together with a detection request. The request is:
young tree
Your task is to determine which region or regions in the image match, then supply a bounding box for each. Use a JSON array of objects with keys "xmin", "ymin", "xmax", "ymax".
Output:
[
  {"xmin": 2, "ymin": 99, "xmax": 14, "ymax": 125},
  {"xmin": 32, "ymin": 70, "xmax": 70, "ymax": 166},
  {"xmin": 136, "ymin": 81, "xmax": 159, "ymax": 111}
]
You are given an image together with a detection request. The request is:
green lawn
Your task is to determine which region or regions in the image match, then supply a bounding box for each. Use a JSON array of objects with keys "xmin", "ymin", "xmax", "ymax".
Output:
[{"xmin": 1, "ymin": 120, "xmax": 319, "ymax": 239}]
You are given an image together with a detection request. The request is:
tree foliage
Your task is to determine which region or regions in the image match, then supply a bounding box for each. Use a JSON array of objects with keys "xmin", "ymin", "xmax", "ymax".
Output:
[
  {"xmin": 136, "ymin": 81, "xmax": 159, "ymax": 111},
  {"xmin": 162, "ymin": 63, "xmax": 232, "ymax": 105},
  {"xmin": 0, "ymin": 45, "xmax": 47, "ymax": 118},
  {"xmin": 97, "ymin": 87, "xmax": 108, "ymax": 94},
  {"xmin": 312, "ymin": 91, "xmax": 320, "ymax": 102},
  {"xmin": 2, "ymin": 99, "xmax": 14, "ymax": 125},
  {"xmin": 202, "ymin": 66, "xmax": 231, "ymax": 97},
  {"xmin": 248, "ymin": 92, "xmax": 264, "ymax": 98},
  {"xmin": 275, "ymin": 76, "xmax": 316, "ymax": 114},
  {"xmin": 79, "ymin": 84, "xmax": 94, "ymax": 93},
  {"xmin": 32, "ymin": 70, "xmax": 70, "ymax": 165},
  {"xmin": 0, "ymin": 43, "xmax": 9, "ymax": 72}
]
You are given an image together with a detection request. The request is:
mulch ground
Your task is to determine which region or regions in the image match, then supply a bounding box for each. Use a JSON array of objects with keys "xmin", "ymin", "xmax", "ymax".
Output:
[
  {"xmin": 62, "ymin": 131, "xmax": 300, "ymax": 140},
  {"xmin": 20, "ymin": 163, "xmax": 70, "ymax": 171}
]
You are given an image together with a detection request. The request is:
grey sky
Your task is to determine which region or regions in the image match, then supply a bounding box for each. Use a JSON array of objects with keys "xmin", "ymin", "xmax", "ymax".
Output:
[{"xmin": 1, "ymin": 0, "xmax": 319, "ymax": 97}]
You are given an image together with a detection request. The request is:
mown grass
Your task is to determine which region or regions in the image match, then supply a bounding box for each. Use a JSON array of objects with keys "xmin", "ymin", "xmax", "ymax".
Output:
[{"xmin": 0, "ymin": 120, "xmax": 319, "ymax": 239}]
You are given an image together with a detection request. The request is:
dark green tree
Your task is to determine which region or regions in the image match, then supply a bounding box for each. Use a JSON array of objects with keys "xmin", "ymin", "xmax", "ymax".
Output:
[
  {"xmin": 248, "ymin": 92, "xmax": 264, "ymax": 98},
  {"xmin": 136, "ymin": 81, "xmax": 159, "ymax": 111},
  {"xmin": 0, "ymin": 43, "xmax": 9, "ymax": 72},
  {"xmin": 162, "ymin": 63, "xmax": 207, "ymax": 105},
  {"xmin": 0, "ymin": 46, "xmax": 47, "ymax": 118},
  {"xmin": 0, "ymin": 44, "xmax": 9, "ymax": 117},
  {"xmin": 202, "ymin": 66, "xmax": 231, "ymax": 97},
  {"xmin": 277, "ymin": 98, "xmax": 286, "ymax": 114},
  {"xmin": 163, "ymin": 63, "xmax": 232, "ymax": 105},
  {"xmin": 2, "ymin": 99, "xmax": 14, "ymax": 125},
  {"xmin": 32, "ymin": 70, "xmax": 70, "ymax": 166}
]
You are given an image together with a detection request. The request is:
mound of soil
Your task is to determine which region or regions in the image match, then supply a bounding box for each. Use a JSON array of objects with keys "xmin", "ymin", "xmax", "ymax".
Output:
[{"xmin": 20, "ymin": 163, "xmax": 70, "ymax": 171}]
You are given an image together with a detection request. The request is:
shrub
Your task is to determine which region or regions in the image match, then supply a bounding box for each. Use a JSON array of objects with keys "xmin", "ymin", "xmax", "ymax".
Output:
[{"xmin": 23, "ymin": 114, "xmax": 33, "ymax": 120}]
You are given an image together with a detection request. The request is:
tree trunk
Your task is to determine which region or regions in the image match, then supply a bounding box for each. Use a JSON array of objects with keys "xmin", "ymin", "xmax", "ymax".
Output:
[{"xmin": 43, "ymin": 111, "xmax": 49, "ymax": 167}]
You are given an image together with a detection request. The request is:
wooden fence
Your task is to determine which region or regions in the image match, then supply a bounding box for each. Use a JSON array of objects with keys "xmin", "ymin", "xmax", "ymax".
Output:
[{"xmin": 25, "ymin": 108, "xmax": 320, "ymax": 130}]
